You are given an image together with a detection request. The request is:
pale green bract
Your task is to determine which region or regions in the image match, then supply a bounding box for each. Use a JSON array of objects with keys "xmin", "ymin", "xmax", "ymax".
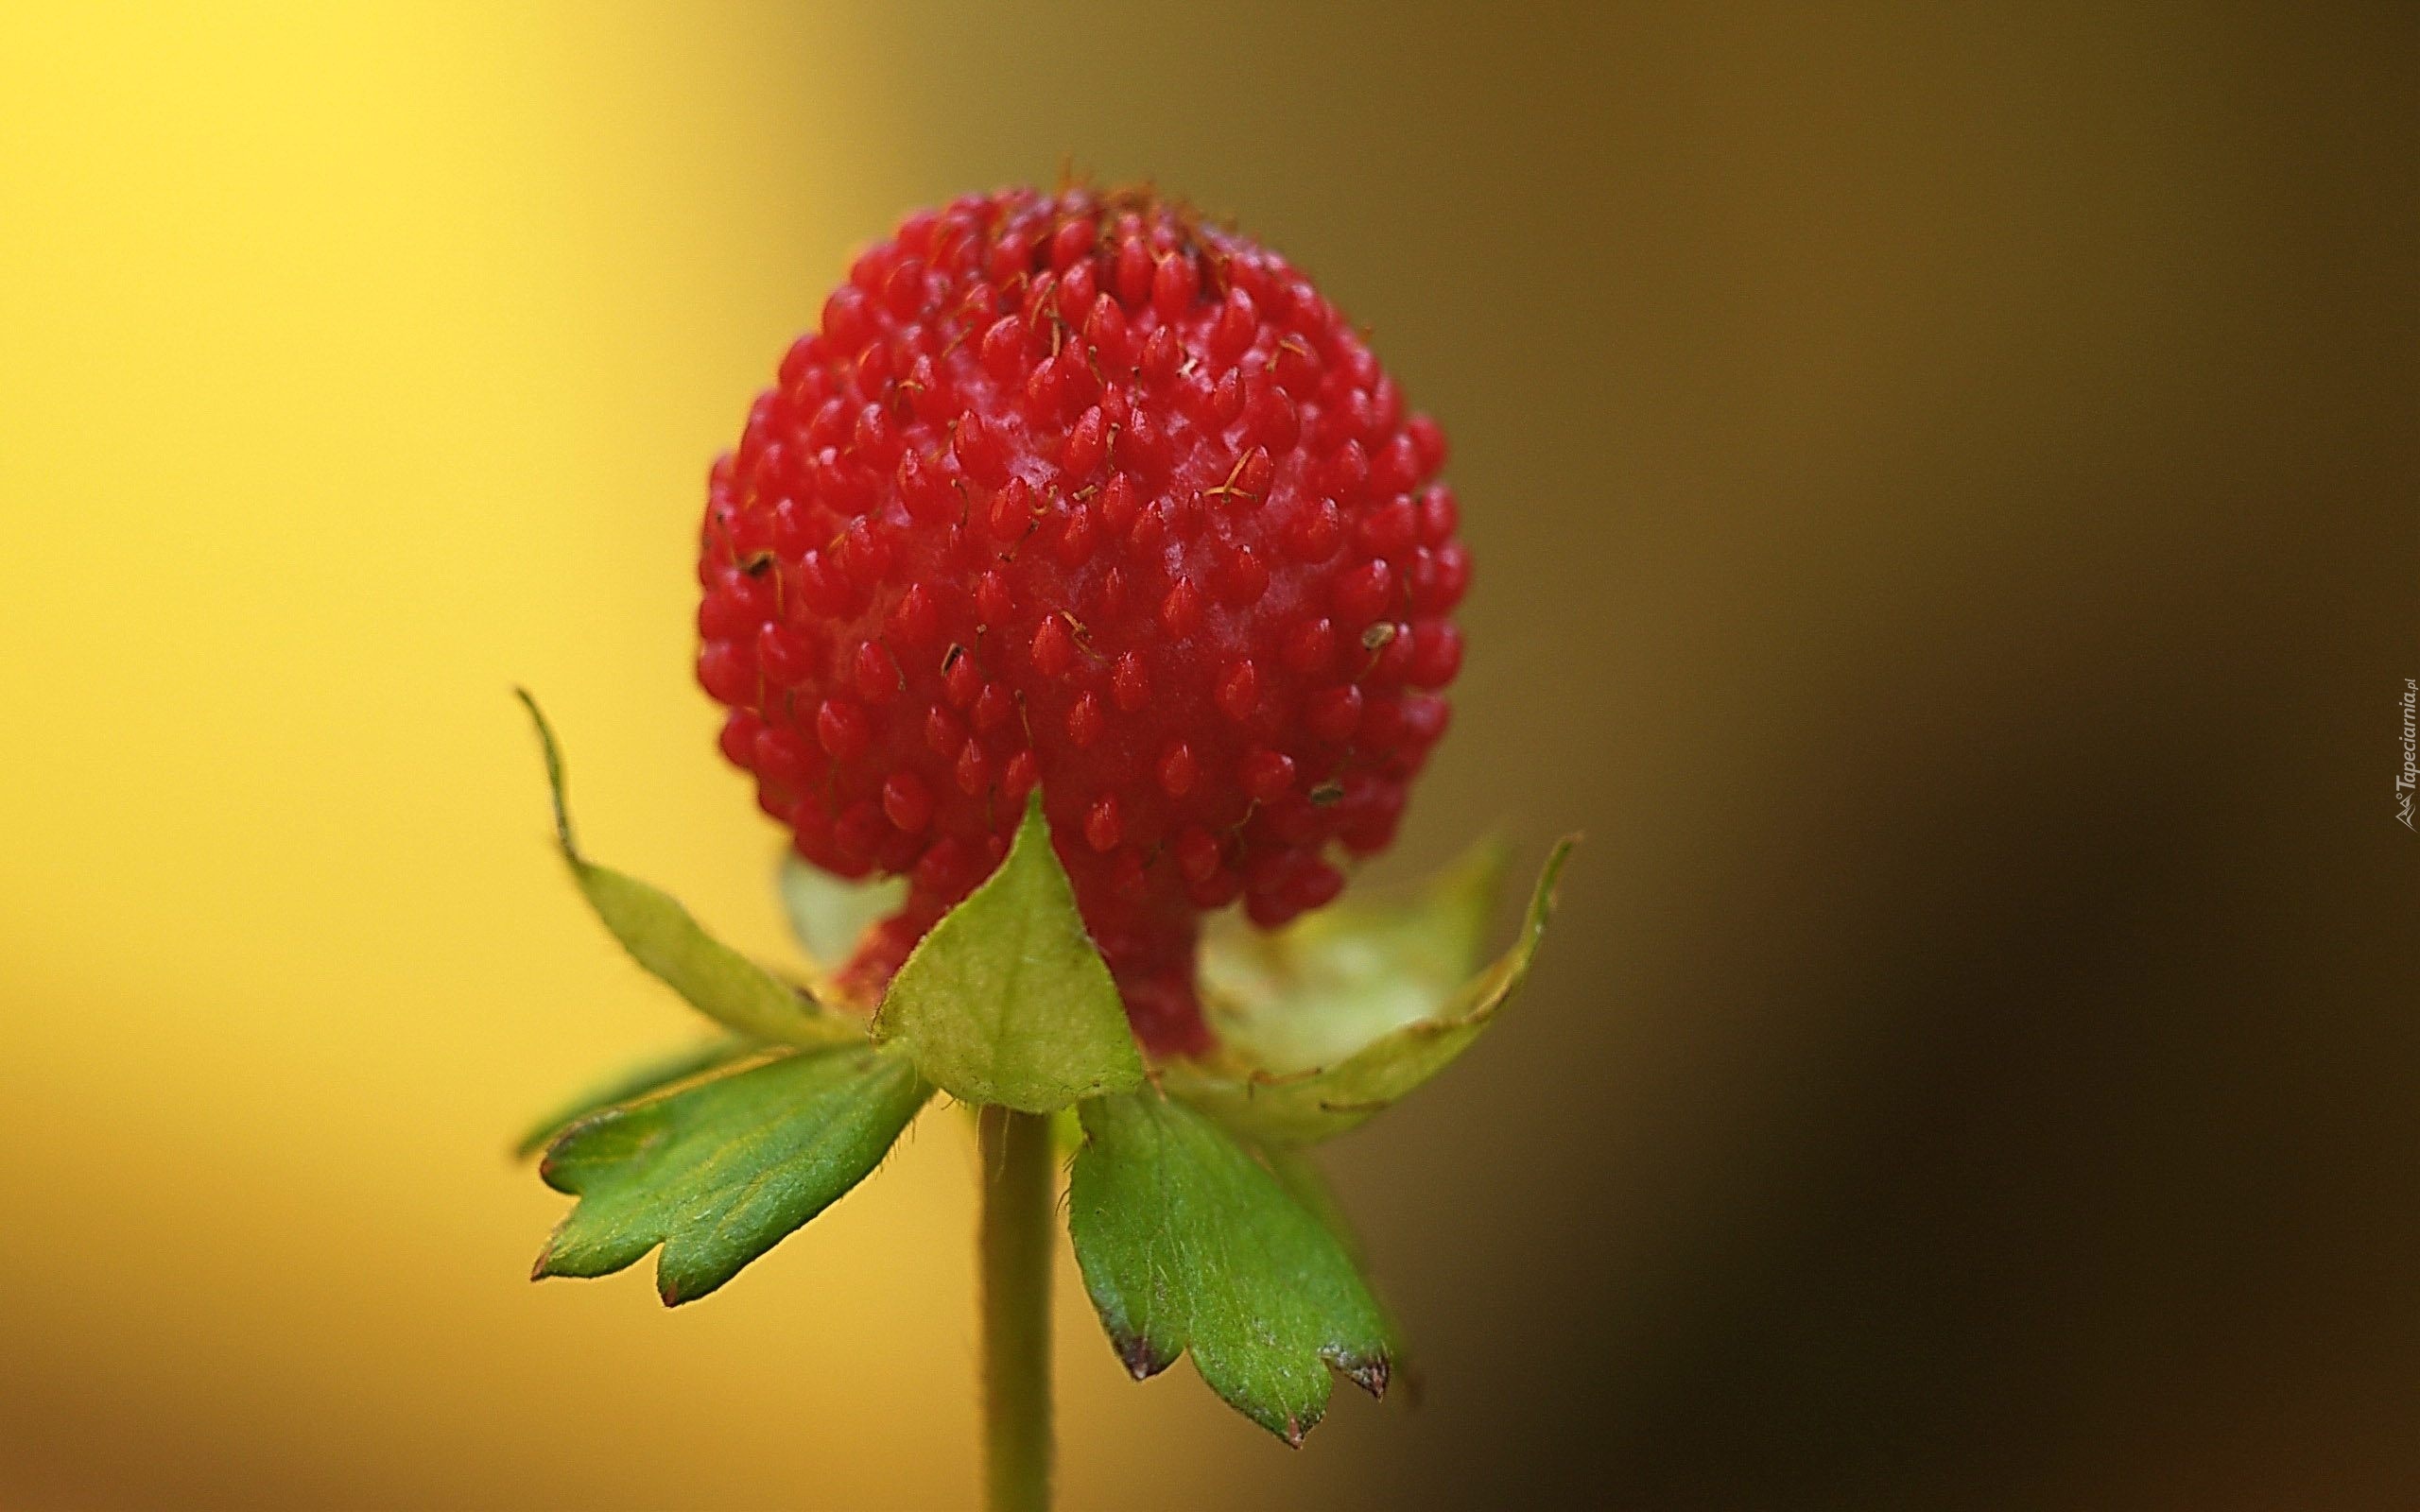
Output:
[
  {"xmin": 535, "ymin": 1044, "xmax": 929, "ymax": 1304},
  {"xmin": 778, "ymin": 854, "xmax": 905, "ymax": 995},
  {"xmin": 517, "ymin": 690, "xmax": 868, "ymax": 1049},
  {"xmin": 1199, "ymin": 835, "xmax": 1510, "ymax": 1074},
  {"xmin": 873, "ymin": 794, "xmax": 1145, "ymax": 1113},
  {"xmin": 1067, "ymin": 1090, "xmax": 1394, "ymax": 1446},
  {"xmin": 1163, "ymin": 838, "xmax": 1576, "ymax": 1144}
]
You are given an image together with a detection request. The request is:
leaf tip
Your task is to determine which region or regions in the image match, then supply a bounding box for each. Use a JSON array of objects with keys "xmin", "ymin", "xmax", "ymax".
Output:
[
  {"xmin": 533, "ymin": 1138, "xmax": 579, "ymax": 1194},
  {"xmin": 659, "ymin": 1253, "xmax": 746, "ymax": 1309},
  {"xmin": 513, "ymin": 686, "xmax": 577, "ymax": 854},
  {"xmin": 1534, "ymin": 833, "xmax": 1581, "ymax": 912},
  {"xmin": 1267, "ymin": 1400, "xmax": 1327, "ymax": 1448},
  {"xmin": 1114, "ymin": 1330, "xmax": 1175, "ymax": 1382},
  {"xmin": 1334, "ymin": 1349, "xmax": 1392, "ymax": 1400}
]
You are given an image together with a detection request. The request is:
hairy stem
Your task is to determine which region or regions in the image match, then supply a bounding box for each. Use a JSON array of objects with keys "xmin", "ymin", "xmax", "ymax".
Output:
[{"xmin": 978, "ymin": 1106, "xmax": 1054, "ymax": 1512}]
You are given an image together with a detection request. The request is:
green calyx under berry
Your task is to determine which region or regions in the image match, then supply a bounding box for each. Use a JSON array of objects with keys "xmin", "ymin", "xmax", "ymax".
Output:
[{"xmin": 513, "ymin": 693, "xmax": 1569, "ymax": 1442}]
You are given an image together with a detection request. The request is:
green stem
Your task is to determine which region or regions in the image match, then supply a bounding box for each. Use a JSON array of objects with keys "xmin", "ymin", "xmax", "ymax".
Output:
[{"xmin": 977, "ymin": 1106, "xmax": 1054, "ymax": 1512}]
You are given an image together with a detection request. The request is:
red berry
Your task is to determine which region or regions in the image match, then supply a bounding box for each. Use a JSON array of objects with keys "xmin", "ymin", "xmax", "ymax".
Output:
[{"xmin": 697, "ymin": 186, "xmax": 1467, "ymax": 1057}]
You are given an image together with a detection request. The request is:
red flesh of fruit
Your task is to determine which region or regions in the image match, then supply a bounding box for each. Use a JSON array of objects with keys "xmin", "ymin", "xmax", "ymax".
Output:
[{"xmin": 698, "ymin": 186, "xmax": 1467, "ymax": 1057}]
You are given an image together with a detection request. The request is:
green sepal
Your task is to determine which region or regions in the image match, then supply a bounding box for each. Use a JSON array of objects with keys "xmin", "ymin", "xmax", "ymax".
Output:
[
  {"xmin": 1164, "ymin": 838, "xmax": 1576, "ymax": 1144},
  {"xmin": 778, "ymin": 853, "xmax": 903, "ymax": 1000},
  {"xmin": 533, "ymin": 1043, "xmax": 929, "ymax": 1304},
  {"xmin": 517, "ymin": 690, "xmax": 867, "ymax": 1048},
  {"xmin": 1068, "ymin": 1089, "xmax": 1393, "ymax": 1445},
  {"xmin": 873, "ymin": 793, "xmax": 1144, "ymax": 1113},
  {"xmin": 512, "ymin": 1036, "xmax": 753, "ymax": 1160}
]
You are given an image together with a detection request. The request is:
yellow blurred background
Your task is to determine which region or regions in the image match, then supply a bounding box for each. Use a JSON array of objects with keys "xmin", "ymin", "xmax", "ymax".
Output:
[{"xmin": 3, "ymin": 3, "xmax": 2411, "ymax": 1508}]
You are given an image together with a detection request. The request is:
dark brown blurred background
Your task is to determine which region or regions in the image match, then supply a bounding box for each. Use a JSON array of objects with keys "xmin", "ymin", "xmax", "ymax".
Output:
[
  {"xmin": 4, "ymin": 2, "xmax": 2411, "ymax": 1507},
  {"xmin": 853, "ymin": 3, "xmax": 2417, "ymax": 1505}
]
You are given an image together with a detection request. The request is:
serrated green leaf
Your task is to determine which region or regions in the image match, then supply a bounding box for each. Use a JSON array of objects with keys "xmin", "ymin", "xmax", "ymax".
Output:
[
  {"xmin": 535, "ymin": 1043, "xmax": 928, "ymax": 1304},
  {"xmin": 1259, "ymin": 1143, "xmax": 1413, "ymax": 1367},
  {"xmin": 1201, "ymin": 835, "xmax": 1510, "ymax": 1074},
  {"xmin": 512, "ymin": 1037, "xmax": 753, "ymax": 1159},
  {"xmin": 778, "ymin": 853, "xmax": 904, "ymax": 990},
  {"xmin": 873, "ymin": 794, "xmax": 1144, "ymax": 1112},
  {"xmin": 1068, "ymin": 1090, "xmax": 1392, "ymax": 1445},
  {"xmin": 1165, "ymin": 838, "xmax": 1576, "ymax": 1144},
  {"xmin": 517, "ymin": 690, "xmax": 866, "ymax": 1048},
  {"xmin": 1258, "ymin": 1143, "xmax": 1368, "ymax": 1267}
]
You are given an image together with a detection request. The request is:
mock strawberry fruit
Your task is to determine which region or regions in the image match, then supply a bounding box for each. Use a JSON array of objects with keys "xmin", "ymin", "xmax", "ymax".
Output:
[{"xmin": 697, "ymin": 186, "xmax": 1467, "ymax": 1056}]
